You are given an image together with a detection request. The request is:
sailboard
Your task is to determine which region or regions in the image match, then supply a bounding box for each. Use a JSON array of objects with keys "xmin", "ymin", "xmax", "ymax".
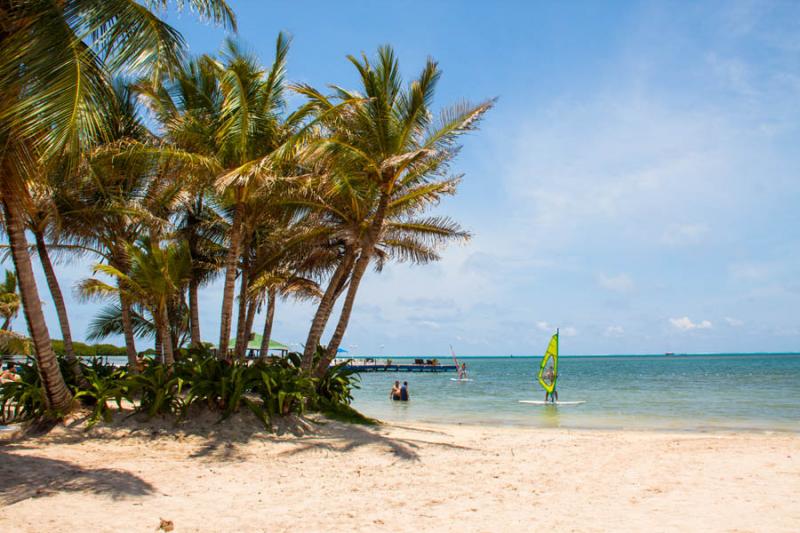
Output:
[
  {"xmin": 519, "ymin": 328, "xmax": 585, "ymax": 405},
  {"xmin": 518, "ymin": 400, "xmax": 585, "ymax": 406},
  {"xmin": 450, "ymin": 378, "xmax": 474, "ymax": 382}
]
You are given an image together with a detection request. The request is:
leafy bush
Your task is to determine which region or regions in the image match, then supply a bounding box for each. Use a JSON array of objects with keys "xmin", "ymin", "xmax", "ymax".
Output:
[
  {"xmin": 124, "ymin": 362, "xmax": 186, "ymax": 417},
  {"xmin": 72, "ymin": 367, "xmax": 130, "ymax": 427},
  {"xmin": 0, "ymin": 362, "xmax": 47, "ymax": 423},
  {"xmin": 0, "ymin": 348, "xmax": 363, "ymax": 429}
]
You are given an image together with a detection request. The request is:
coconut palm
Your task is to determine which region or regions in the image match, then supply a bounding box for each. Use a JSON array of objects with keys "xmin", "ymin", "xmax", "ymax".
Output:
[
  {"xmin": 139, "ymin": 34, "xmax": 303, "ymax": 359},
  {"xmin": 293, "ymin": 46, "xmax": 493, "ymax": 373},
  {"xmin": 79, "ymin": 238, "xmax": 191, "ymax": 366},
  {"xmin": 22, "ymin": 181, "xmax": 88, "ymax": 384},
  {"xmin": 0, "ymin": 0, "xmax": 235, "ymax": 411},
  {"xmin": 0, "ymin": 270, "xmax": 20, "ymax": 332}
]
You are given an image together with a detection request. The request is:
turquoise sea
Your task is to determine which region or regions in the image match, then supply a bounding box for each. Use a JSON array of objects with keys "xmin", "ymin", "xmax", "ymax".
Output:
[{"xmin": 349, "ymin": 354, "xmax": 800, "ymax": 432}]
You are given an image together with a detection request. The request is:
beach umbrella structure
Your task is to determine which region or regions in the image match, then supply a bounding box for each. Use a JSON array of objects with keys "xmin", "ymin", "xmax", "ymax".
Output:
[{"xmin": 228, "ymin": 334, "xmax": 290, "ymax": 357}]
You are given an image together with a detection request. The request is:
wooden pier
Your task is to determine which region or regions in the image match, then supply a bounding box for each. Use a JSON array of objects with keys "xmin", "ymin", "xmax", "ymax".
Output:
[{"xmin": 345, "ymin": 363, "xmax": 457, "ymax": 373}]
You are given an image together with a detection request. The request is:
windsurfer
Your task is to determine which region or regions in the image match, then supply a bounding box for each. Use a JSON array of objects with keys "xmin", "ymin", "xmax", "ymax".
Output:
[
  {"xmin": 458, "ymin": 362, "xmax": 468, "ymax": 379},
  {"xmin": 543, "ymin": 367, "xmax": 558, "ymax": 402}
]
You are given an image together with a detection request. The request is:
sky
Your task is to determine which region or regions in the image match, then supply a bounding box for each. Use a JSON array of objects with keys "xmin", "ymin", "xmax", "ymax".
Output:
[{"xmin": 4, "ymin": 0, "xmax": 800, "ymax": 355}]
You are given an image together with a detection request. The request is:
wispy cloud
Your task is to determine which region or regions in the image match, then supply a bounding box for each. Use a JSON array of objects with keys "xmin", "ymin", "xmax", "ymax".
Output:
[
  {"xmin": 597, "ymin": 273, "xmax": 634, "ymax": 292},
  {"xmin": 670, "ymin": 317, "xmax": 713, "ymax": 331}
]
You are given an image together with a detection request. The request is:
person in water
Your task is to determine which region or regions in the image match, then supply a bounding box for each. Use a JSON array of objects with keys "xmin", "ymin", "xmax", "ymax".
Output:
[
  {"xmin": 400, "ymin": 381, "xmax": 409, "ymax": 401},
  {"xmin": 459, "ymin": 363, "xmax": 468, "ymax": 379},
  {"xmin": 389, "ymin": 381, "xmax": 402, "ymax": 401},
  {"xmin": 543, "ymin": 367, "xmax": 558, "ymax": 402}
]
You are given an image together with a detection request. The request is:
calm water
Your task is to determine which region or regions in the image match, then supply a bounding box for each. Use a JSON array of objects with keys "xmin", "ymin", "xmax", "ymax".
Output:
[{"xmin": 350, "ymin": 355, "xmax": 800, "ymax": 431}]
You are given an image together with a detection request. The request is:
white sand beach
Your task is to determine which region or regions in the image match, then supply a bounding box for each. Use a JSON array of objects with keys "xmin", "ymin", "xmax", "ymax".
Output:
[{"xmin": 1, "ymin": 416, "xmax": 797, "ymax": 532}]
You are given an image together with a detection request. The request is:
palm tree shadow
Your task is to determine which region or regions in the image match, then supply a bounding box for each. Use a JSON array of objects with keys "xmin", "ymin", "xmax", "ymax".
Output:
[
  {"xmin": 278, "ymin": 422, "xmax": 476, "ymax": 462},
  {"xmin": 0, "ymin": 450, "xmax": 155, "ymax": 505}
]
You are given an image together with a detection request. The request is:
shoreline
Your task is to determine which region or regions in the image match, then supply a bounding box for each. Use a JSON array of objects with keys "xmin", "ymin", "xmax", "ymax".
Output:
[{"xmin": 1, "ymin": 415, "xmax": 798, "ymax": 532}]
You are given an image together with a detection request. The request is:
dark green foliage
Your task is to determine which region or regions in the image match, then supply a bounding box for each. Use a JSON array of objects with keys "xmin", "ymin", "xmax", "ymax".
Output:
[
  {"xmin": 0, "ymin": 349, "xmax": 363, "ymax": 429},
  {"xmin": 124, "ymin": 362, "xmax": 186, "ymax": 418},
  {"xmin": 72, "ymin": 367, "xmax": 130, "ymax": 427},
  {"xmin": 0, "ymin": 363, "xmax": 47, "ymax": 423}
]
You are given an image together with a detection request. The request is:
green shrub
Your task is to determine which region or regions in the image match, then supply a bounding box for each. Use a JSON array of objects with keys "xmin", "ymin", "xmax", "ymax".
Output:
[
  {"xmin": 124, "ymin": 363, "xmax": 186, "ymax": 417},
  {"xmin": 0, "ymin": 362, "xmax": 47, "ymax": 423},
  {"xmin": 72, "ymin": 367, "xmax": 130, "ymax": 427}
]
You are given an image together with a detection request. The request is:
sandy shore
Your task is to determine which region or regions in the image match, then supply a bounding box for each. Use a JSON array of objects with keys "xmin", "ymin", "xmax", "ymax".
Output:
[{"xmin": 0, "ymin": 415, "xmax": 797, "ymax": 533}]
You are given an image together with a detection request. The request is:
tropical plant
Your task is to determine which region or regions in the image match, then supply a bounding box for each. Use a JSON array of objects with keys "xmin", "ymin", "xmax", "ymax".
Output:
[
  {"xmin": 79, "ymin": 238, "xmax": 191, "ymax": 366},
  {"xmin": 293, "ymin": 46, "xmax": 493, "ymax": 375},
  {"xmin": 0, "ymin": 1, "xmax": 235, "ymax": 413},
  {"xmin": 0, "ymin": 270, "xmax": 20, "ymax": 331}
]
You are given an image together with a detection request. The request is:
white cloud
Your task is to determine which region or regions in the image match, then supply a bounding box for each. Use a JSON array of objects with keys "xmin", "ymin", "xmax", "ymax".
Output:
[
  {"xmin": 597, "ymin": 273, "xmax": 634, "ymax": 292},
  {"xmin": 536, "ymin": 321, "xmax": 551, "ymax": 332},
  {"xmin": 669, "ymin": 317, "xmax": 713, "ymax": 331},
  {"xmin": 724, "ymin": 317, "xmax": 744, "ymax": 327},
  {"xmin": 604, "ymin": 325, "xmax": 625, "ymax": 337},
  {"xmin": 661, "ymin": 223, "xmax": 709, "ymax": 246},
  {"xmin": 561, "ymin": 327, "xmax": 578, "ymax": 337}
]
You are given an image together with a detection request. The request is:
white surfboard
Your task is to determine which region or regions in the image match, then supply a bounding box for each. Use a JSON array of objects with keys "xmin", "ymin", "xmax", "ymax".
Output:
[
  {"xmin": 450, "ymin": 378, "xmax": 474, "ymax": 382},
  {"xmin": 518, "ymin": 400, "xmax": 586, "ymax": 405}
]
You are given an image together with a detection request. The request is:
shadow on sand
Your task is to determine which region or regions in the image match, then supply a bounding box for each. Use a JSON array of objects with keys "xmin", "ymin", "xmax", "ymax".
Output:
[{"xmin": 0, "ymin": 449, "xmax": 155, "ymax": 505}]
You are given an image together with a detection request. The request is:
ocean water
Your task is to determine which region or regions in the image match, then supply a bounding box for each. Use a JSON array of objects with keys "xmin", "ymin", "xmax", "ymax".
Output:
[{"xmin": 349, "ymin": 354, "xmax": 800, "ymax": 432}]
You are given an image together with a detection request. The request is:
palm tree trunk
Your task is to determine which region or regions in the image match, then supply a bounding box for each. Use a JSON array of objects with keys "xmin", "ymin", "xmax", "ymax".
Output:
[
  {"xmin": 314, "ymin": 251, "xmax": 371, "ymax": 377},
  {"xmin": 33, "ymin": 230, "xmax": 84, "ymax": 384},
  {"xmin": 154, "ymin": 324, "xmax": 162, "ymax": 362},
  {"xmin": 234, "ymin": 254, "xmax": 250, "ymax": 359},
  {"xmin": 243, "ymin": 296, "xmax": 256, "ymax": 359},
  {"xmin": 315, "ymin": 193, "xmax": 390, "ymax": 377},
  {"xmin": 188, "ymin": 277, "xmax": 201, "ymax": 347},
  {"xmin": 157, "ymin": 310, "xmax": 174, "ymax": 367},
  {"xmin": 301, "ymin": 249, "xmax": 355, "ymax": 369},
  {"xmin": 217, "ymin": 199, "xmax": 244, "ymax": 359},
  {"xmin": 119, "ymin": 293, "xmax": 139, "ymax": 368},
  {"xmin": 1, "ymin": 317, "xmax": 10, "ymax": 331},
  {"xmin": 259, "ymin": 288, "xmax": 276, "ymax": 358},
  {"xmin": 1, "ymin": 192, "xmax": 72, "ymax": 411}
]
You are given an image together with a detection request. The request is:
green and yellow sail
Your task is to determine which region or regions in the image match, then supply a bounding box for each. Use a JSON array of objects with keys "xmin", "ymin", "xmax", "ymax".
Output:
[{"xmin": 537, "ymin": 330, "xmax": 559, "ymax": 393}]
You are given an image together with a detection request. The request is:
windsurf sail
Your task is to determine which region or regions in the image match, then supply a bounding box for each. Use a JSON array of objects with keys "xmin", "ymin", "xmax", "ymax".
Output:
[
  {"xmin": 536, "ymin": 329, "xmax": 559, "ymax": 393},
  {"xmin": 450, "ymin": 345, "xmax": 462, "ymax": 378}
]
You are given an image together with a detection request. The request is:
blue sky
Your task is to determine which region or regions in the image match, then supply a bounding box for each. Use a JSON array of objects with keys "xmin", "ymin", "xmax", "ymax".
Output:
[{"xmin": 4, "ymin": 1, "xmax": 800, "ymax": 355}]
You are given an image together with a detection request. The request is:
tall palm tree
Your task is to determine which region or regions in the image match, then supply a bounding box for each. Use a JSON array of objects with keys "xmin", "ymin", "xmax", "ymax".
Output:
[
  {"xmin": 0, "ymin": 0, "xmax": 235, "ymax": 411},
  {"xmin": 79, "ymin": 238, "xmax": 191, "ymax": 366},
  {"xmin": 139, "ymin": 34, "xmax": 301, "ymax": 359},
  {"xmin": 293, "ymin": 47, "xmax": 493, "ymax": 373}
]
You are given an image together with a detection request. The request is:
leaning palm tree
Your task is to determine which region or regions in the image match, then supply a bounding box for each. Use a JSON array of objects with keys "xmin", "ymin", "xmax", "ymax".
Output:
[
  {"xmin": 79, "ymin": 238, "xmax": 191, "ymax": 366},
  {"xmin": 24, "ymin": 180, "xmax": 86, "ymax": 383},
  {"xmin": 293, "ymin": 46, "xmax": 493, "ymax": 373},
  {"xmin": 0, "ymin": 0, "xmax": 235, "ymax": 411}
]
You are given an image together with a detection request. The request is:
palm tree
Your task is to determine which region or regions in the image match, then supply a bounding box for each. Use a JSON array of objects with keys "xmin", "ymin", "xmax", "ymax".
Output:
[
  {"xmin": 139, "ymin": 34, "xmax": 301, "ymax": 359},
  {"xmin": 24, "ymin": 181, "xmax": 86, "ymax": 383},
  {"xmin": 0, "ymin": 0, "xmax": 235, "ymax": 411},
  {"xmin": 0, "ymin": 270, "xmax": 20, "ymax": 332},
  {"xmin": 79, "ymin": 238, "xmax": 191, "ymax": 366},
  {"xmin": 293, "ymin": 46, "xmax": 493, "ymax": 373}
]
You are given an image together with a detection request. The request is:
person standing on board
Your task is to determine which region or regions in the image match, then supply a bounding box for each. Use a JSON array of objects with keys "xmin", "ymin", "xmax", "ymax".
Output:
[
  {"xmin": 459, "ymin": 362, "xmax": 468, "ymax": 379},
  {"xmin": 543, "ymin": 367, "xmax": 558, "ymax": 403}
]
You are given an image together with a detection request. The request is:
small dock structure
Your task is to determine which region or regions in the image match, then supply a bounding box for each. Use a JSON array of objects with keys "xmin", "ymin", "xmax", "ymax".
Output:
[{"xmin": 344, "ymin": 359, "xmax": 456, "ymax": 373}]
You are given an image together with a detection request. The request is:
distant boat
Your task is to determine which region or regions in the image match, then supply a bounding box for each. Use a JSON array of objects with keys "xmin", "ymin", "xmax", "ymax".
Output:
[{"xmin": 665, "ymin": 352, "xmax": 675, "ymax": 356}]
